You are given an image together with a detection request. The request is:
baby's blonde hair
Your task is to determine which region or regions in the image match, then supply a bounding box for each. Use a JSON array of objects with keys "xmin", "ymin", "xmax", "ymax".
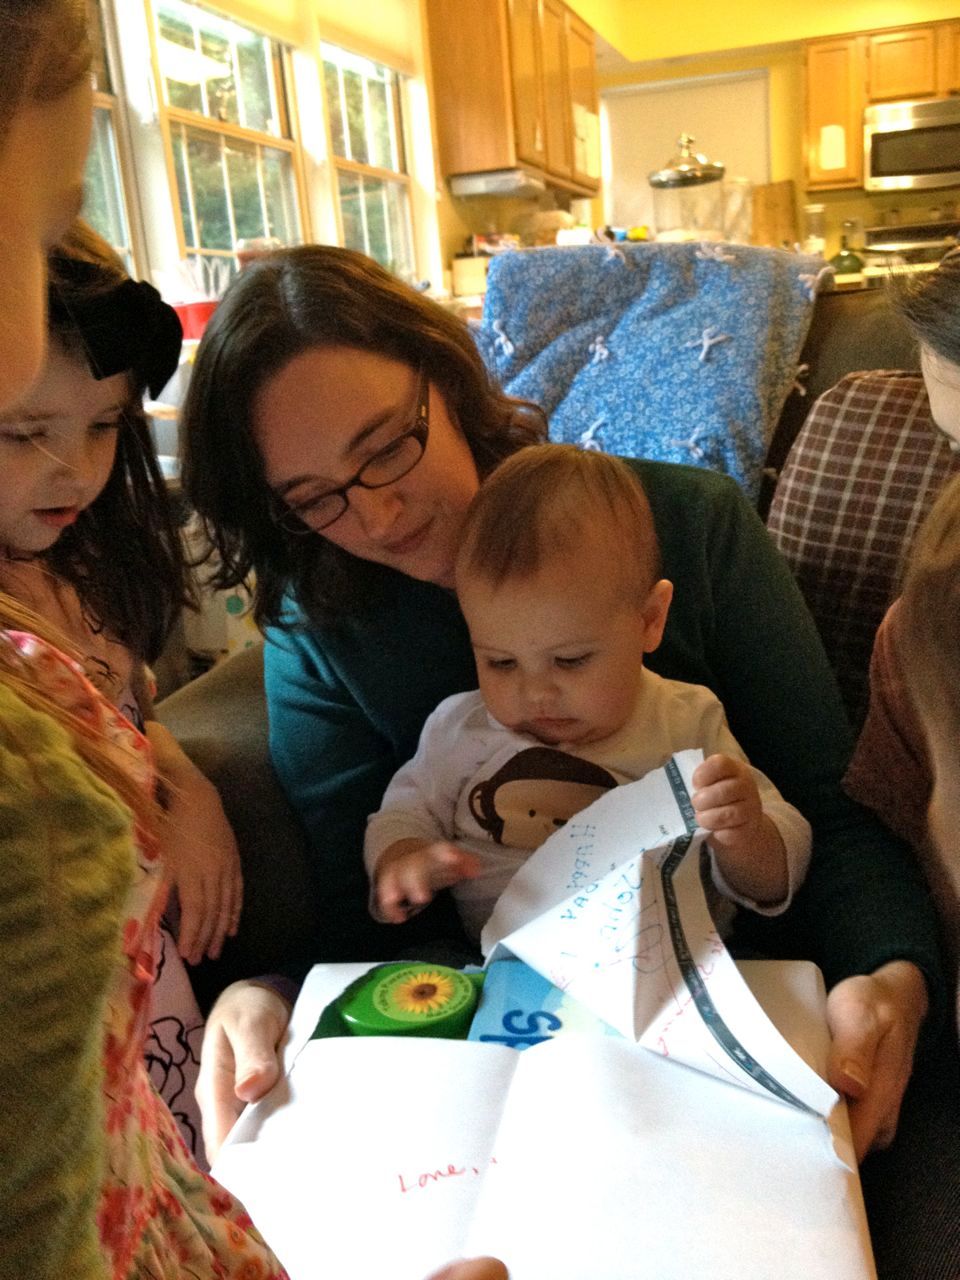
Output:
[{"xmin": 455, "ymin": 444, "xmax": 662, "ymax": 601}]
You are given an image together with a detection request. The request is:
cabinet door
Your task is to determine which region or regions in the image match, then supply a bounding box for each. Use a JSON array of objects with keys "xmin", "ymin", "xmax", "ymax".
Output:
[
  {"xmin": 868, "ymin": 27, "xmax": 937, "ymax": 101},
  {"xmin": 426, "ymin": 0, "xmax": 516, "ymax": 175},
  {"xmin": 508, "ymin": 0, "xmax": 546, "ymax": 168},
  {"xmin": 805, "ymin": 37, "xmax": 865, "ymax": 189},
  {"xmin": 937, "ymin": 21, "xmax": 960, "ymax": 96},
  {"xmin": 541, "ymin": 0, "xmax": 573, "ymax": 180},
  {"xmin": 567, "ymin": 8, "xmax": 599, "ymax": 189}
]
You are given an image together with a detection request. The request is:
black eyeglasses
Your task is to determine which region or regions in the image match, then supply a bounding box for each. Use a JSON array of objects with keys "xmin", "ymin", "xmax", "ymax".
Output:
[{"xmin": 273, "ymin": 367, "xmax": 430, "ymax": 534}]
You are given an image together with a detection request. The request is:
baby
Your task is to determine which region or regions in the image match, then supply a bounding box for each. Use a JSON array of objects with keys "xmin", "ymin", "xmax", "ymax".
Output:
[{"xmin": 365, "ymin": 445, "xmax": 811, "ymax": 943}]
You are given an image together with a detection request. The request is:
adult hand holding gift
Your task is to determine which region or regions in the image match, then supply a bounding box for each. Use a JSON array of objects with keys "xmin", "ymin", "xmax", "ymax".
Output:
[{"xmin": 210, "ymin": 753, "xmax": 873, "ymax": 1280}]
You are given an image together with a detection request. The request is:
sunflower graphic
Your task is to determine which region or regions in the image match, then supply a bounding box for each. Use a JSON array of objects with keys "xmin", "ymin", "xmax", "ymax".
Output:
[{"xmin": 393, "ymin": 971, "xmax": 456, "ymax": 1015}]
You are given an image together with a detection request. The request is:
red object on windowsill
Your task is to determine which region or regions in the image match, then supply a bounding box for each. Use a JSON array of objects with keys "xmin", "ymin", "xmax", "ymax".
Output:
[{"xmin": 173, "ymin": 300, "xmax": 217, "ymax": 340}]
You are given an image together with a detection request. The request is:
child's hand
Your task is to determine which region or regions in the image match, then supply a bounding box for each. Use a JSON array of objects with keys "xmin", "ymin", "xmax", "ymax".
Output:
[
  {"xmin": 691, "ymin": 753, "xmax": 787, "ymax": 904},
  {"xmin": 146, "ymin": 723, "xmax": 244, "ymax": 965},
  {"xmin": 375, "ymin": 839, "xmax": 481, "ymax": 924},
  {"xmin": 160, "ymin": 774, "xmax": 244, "ymax": 964},
  {"xmin": 691, "ymin": 753, "xmax": 764, "ymax": 849}
]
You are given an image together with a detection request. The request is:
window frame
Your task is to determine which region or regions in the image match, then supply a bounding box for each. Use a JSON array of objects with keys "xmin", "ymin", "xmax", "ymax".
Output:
[
  {"xmin": 320, "ymin": 40, "xmax": 418, "ymax": 280},
  {"xmin": 83, "ymin": 0, "xmax": 148, "ymax": 274},
  {"xmin": 147, "ymin": 0, "xmax": 311, "ymax": 268}
]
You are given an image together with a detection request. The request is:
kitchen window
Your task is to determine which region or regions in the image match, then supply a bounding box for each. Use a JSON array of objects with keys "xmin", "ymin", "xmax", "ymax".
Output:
[
  {"xmin": 81, "ymin": 0, "xmax": 136, "ymax": 270},
  {"xmin": 321, "ymin": 41, "xmax": 415, "ymax": 281},
  {"xmin": 153, "ymin": 0, "xmax": 304, "ymax": 280}
]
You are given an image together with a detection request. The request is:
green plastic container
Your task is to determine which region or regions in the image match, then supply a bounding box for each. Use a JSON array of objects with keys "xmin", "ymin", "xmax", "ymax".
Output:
[{"xmin": 312, "ymin": 963, "xmax": 483, "ymax": 1041}]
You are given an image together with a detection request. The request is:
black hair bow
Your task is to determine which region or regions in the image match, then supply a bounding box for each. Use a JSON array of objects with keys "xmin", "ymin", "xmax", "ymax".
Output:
[{"xmin": 48, "ymin": 266, "xmax": 184, "ymax": 398}]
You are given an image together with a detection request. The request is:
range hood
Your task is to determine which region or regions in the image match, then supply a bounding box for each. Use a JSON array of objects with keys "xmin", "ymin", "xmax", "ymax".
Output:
[{"xmin": 448, "ymin": 168, "xmax": 547, "ymax": 198}]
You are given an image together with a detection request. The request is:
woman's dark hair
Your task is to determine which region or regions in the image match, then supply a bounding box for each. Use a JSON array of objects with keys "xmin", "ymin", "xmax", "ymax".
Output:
[
  {"xmin": 42, "ymin": 221, "xmax": 192, "ymax": 664},
  {"xmin": 0, "ymin": 0, "xmax": 90, "ymax": 146},
  {"xmin": 181, "ymin": 245, "xmax": 545, "ymax": 628},
  {"xmin": 891, "ymin": 250, "xmax": 960, "ymax": 365}
]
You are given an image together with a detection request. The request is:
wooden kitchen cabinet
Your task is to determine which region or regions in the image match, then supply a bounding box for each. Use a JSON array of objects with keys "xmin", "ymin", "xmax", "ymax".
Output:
[
  {"xmin": 938, "ymin": 21, "xmax": 960, "ymax": 96},
  {"xmin": 425, "ymin": 0, "xmax": 599, "ymax": 195},
  {"xmin": 805, "ymin": 37, "xmax": 865, "ymax": 190},
  {"xmin": 867, "ymin": 27, "xmax": 937, "ymax": 101},
  {"xmin": 508, "ymin": 0, "xmax": 547, "ymax": 169},
  {"xmin": 566, "ymin": 8, "xmax": 599, "ymax": 188},
  {"xmin": 541, "ymin": 0, "xmax": 573, "ymax": 181}
]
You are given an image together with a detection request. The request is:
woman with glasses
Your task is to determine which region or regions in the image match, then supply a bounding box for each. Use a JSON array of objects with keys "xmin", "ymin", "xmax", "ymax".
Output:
[{"xmin": 181, "ymin": 246, "xmax": 942, "ymax": 1189}]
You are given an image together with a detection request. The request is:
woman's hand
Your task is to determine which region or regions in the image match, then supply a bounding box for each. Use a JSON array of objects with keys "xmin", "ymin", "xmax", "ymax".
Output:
[
  {"xmin": 145, "ymin": 722, "xmax": 244, "ymax": 964},
  {"xmin": 825, "ymin": 959, "xmax": 928, "ymax": 1161},
  {"xmin": 196, "ymin": 980, "xmax": 292, "ymax": 1163}
]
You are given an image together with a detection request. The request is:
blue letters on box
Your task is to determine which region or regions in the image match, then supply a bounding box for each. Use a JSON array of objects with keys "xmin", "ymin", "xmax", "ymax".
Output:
[{"xmin": 467, "ymin": 956, "xmax": 622, "ymax": 1050}]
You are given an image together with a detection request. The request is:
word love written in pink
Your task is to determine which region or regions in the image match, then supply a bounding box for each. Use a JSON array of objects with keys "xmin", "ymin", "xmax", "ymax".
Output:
[{"xmin": 397, "ymin": 1156, "xmax": 498, "ymax": 1194}]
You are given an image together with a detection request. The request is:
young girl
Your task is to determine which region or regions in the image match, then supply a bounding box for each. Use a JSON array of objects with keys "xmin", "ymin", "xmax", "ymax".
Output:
[{"xmin": 0, "ymin": 219, "xmax": 242, "ymax": 1159}]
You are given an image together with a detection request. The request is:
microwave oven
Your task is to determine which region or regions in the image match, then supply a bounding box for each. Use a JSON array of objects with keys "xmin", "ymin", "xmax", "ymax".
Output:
[{"xmin": 864, "ymin": 97, "xmax": 960, "ymax": 192}]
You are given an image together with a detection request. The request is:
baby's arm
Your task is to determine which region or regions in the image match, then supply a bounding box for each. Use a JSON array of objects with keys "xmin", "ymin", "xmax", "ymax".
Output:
[
  {"xmin": 692, "ymin": 753, "xmax": 789, "ymax": 905},
  {"xmin": 365, "ymin": 692, "xmax": 484, "ymax": 923},
  {"xmin": 373, "ymin": 839, "xmax": 481, "ymax": 923}
]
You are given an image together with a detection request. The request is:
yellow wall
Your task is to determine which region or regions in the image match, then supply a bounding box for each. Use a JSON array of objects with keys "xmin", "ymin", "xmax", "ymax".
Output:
[
  {"xmin": 567, "ymin": 0, "xmax": 960, "ymax": 62},
  {"xmin": 212, "ymin": 0, "xmax": 422, "ymax": 70},
  {"xmin": 600, "ymin": 45, "xmax": 805, "ymax": 193}
]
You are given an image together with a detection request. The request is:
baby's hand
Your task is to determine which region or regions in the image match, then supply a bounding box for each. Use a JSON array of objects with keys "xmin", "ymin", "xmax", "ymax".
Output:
[
  {"xmin": 375, "ymin": 840, "xmax": 481, "ymax": 924},
  {"xmin": 691, "ymin": 753, "xmax": 787, "ymax": 904},
  {"xmin": 691, "ymin": 753, "xmax": 763, "ymax": 848}
]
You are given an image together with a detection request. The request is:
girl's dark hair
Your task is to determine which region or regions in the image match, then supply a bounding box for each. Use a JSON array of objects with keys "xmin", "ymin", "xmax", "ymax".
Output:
[
  {"xmin": 181, "ymin": 245, "xmax": 545, "ymax": 628},
  {"xmin": 43, "ymin": 221, "xmax": 191, "ymax": 664},
  {"xmin": 891, "ymin": 250, "xmax": 960, "ymax": 365},
  {"xmin": 0, "ymin": 0, "xmax": 90, "ymax": 146}
]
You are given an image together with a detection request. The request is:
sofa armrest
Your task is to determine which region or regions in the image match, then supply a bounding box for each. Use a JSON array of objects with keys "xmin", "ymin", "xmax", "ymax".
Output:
[{"xmin": 156, "ymin": 643, "xmax": 317, "ymax": 1009}]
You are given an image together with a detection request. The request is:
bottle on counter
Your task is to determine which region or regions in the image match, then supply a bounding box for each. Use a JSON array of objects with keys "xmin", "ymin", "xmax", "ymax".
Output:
[{"xmin": 829, "ymin": 225, "xmax": 865, "ymax": 275}]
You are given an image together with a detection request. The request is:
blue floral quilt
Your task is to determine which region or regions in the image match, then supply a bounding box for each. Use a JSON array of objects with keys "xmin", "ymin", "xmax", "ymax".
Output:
[{"xmin": 474, "ymin": 242, "xmax": 829, "ymax": 500}]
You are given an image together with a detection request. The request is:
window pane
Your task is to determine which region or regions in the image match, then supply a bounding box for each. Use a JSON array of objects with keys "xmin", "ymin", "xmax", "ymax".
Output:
[
  {"xmin": 170, "ymin": 129, "xmax": 196, "ymax": 246},
  {"xmin": 367, "ymin": 78, "xmax": 393, "ymax": 171},
  {"xmin": 226, "ymin": 143, "xmax": 266, "ymax": 241},
  {"xmin": 323, "ymin": 60, "xmax": 346, "ymax": 157},
  {"xmin": 200, "ymin": 28, "xmax": 236, "ymax": 124},
  {"xmin": 337, "ymin": 171, "xmax": 413, "ymax": 281},
  {"xmin": 156, "ymin": 0, "xmax": 284, "ymax": 138},
  {"xmin": 237, "ymin": 35, "xmax": 274, "ymax": 133},
  {"xmin": 82, "ymin": 106, "xmax": 132, "ymax": 269},
  {"xmin": 337, "ymin": 172, "xmax": 364, "ymax": 254},
  {"xmin": 186, "ymin": 131, "xmax": 232, "ymax": 250},
  {"xmin": 262, "ymin": 150, "xmax": 301, "ymax": 244},
  {"xmin": 342, "ymin": 69, "xmax": 368, "ymax": 164},
  {"xmin": 157, "ymin": 9, "xmax": 203, "ymax": 113},
  {"xmin": 321, "ymin": 46, "xmax": 407, "ymax": 177}
]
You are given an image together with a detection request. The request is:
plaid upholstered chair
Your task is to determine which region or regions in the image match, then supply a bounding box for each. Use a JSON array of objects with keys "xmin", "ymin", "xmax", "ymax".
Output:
[{"xmin": 766, "ymin": 370, "xmax": 960, "ymax": 731}]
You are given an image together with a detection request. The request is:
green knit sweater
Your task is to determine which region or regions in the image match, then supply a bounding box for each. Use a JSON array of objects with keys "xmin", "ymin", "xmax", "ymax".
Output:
[{"xmin": 0, "ymin": 681, "xmax": 134, "ymax": 1280}]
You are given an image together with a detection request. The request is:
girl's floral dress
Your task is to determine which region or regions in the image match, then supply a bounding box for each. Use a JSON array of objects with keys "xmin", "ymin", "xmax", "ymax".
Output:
[
  {"xmin": 7, "ymin": 632, "xmax": 287, "ymax": 1280},
  {"xmin": 0, "ymin": 554, "xmax": 206, "ymax": 1161}
]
